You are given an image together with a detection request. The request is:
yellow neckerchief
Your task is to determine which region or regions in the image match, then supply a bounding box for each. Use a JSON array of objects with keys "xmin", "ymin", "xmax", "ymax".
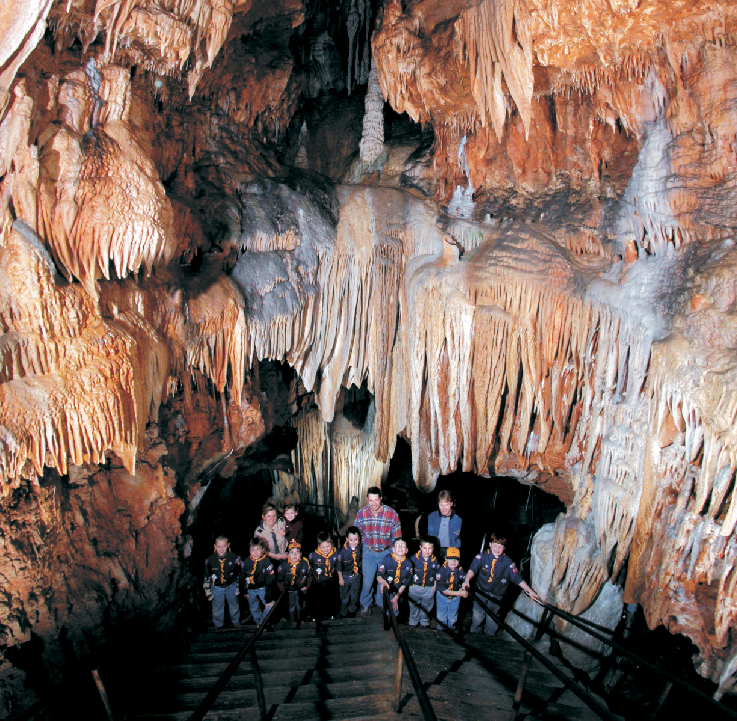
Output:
[
  {"xmin": 443, "ymin": 559, "xmax": 456, "ymax": 588},
  {"xmin": 488, "ymin": 553, "xmax": 501, "ymax": 583},
  {"xmin": 414, "ymin": 551, "xmax": 436, "ymax": 585},
  {"xmin": 218, "ymin": 555, "xmax": 227, "ymax": 584},
  {"xmin": 247, "ymin": 550, "xmax": 266, "ymax": 584},
  {"xmin": 391, "ymin": 553, "xmax": 405, "ymax": 584},
  {"xmin": 316, "ymin": 544, "xmax": 336, "ymax": 575},
  {"xmin": 344, "ymin": 540, "xmax": 360, "ymax": 574},
  {"xmin": 287, "ymin": 557, "xmax": 301, "ymax": 587}
]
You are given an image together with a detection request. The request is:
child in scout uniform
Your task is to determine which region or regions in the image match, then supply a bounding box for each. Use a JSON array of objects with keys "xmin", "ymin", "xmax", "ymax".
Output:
[
  {"xmin": 276, "ymin": 541, "xmax": 311, "ymax": 628},
  {"xmin": 203, "ymin": 535, "xmax": 243, "ymax": 629},
  {"xmin": 463, "ymin": 532, "xmax": 541, "ymax": 636},
  {"xmin": 242, "ymin": 538, "xmax": 275, "ymax": 626},
  {"xmin": 337, "ymin": 527, "xmax": 363, "ymax": 618},
  {"xmin": 376, "ymin": 537, "xmax": 413, "ymax": 626},
  {"xmin": 435, "ymin": 546, "xmax": 467, "ymax": 631},
  {"xmin": 308, "ymin": 531, "xmax": 340, "ymax": 622},
  {"xmin": 408, "ymin": 537, "xmax": 440, "ymax": 627}
]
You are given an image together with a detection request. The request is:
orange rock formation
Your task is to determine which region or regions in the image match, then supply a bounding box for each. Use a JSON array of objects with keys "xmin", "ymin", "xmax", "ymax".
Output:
[{"xmin": 1, "ymin": 0, "xmax": 737, "ymax": 711}]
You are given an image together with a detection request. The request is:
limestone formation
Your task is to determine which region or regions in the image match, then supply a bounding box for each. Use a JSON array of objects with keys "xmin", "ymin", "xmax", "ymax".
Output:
[{"xmin": 1, "ymin": 0, "xmax": 737, "ymax": 713}]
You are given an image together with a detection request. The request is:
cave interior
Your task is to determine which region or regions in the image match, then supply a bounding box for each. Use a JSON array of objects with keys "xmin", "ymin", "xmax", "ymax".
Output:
[{"xmin": 2, "ymin": 0, "xmax": 737, "ymax": 717}]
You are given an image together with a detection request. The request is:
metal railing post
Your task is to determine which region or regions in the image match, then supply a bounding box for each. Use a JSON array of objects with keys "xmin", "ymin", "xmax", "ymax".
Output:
[{"xmin": 250, "ymin": 646, "xmax": 267, "ymax": 720}]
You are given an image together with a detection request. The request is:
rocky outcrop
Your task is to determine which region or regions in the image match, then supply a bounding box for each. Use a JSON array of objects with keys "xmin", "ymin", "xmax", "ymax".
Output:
[{"xmin": 1, "ymin": 0, "xmax": 737, "ymax": 714}]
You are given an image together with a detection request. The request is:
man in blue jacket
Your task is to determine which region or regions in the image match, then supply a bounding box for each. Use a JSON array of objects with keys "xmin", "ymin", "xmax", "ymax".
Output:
[
  {"xmin": 462, "ymin": 532, "xmax": 541, "ymax": 635},
  {"xmin": 426, "ymin": 490, "xmax": 461, "ymax": 560}
]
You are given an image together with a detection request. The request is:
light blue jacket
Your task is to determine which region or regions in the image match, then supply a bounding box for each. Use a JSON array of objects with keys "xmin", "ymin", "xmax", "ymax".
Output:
[{"xmin": 427, "ymin": 511, "xmax": 462, "ymax": 548}]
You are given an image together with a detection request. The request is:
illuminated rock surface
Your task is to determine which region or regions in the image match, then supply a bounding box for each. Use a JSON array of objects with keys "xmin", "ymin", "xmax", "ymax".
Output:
[{"xmin": 1, "ymin": 0, "xmax": 737, "ymax": 713}]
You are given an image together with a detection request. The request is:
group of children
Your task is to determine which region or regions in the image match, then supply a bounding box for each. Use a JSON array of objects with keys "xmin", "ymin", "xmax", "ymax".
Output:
[{"xmin": 205, "ymin": 525, "xmax": 470, "ymax": 631}]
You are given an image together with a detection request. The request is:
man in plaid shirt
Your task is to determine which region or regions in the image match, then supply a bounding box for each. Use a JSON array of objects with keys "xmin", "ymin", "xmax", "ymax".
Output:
[{"xmin": 355, "ymin": 486, "xmax": 402, "ymax": 615}]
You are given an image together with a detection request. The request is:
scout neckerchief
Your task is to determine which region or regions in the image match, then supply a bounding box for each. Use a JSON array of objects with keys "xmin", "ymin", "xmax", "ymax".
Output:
[
  {"xmin": 288, "ymin": 557, "xmax": 301, "ymax": 587},
  {"xmin": 488, "ymin": 553, "xmax": 500, "ymax": 583},
  {"xmin": 344, "ymin": 540, "xmax": 359, "ymax": 574},
  {"xmin": 415, "ymin": 551, "xmax": 436, "ymax": 585},
  {"xmin": 316, "ymin": 544, "xmax": 335, "ymax": 576},
  {"xmin": 218, "ymin": 556, "xmax": 227, "ymax": 584},
  {"xmin": 248, "ymin": 550, "xmax": 266, "ymax": 585},
  {"xmin": 391, "ymin": 553, "xmax": 405, "ymax": 584},
  {"xmin": 443, "ymin": 559, "xmax": 456, "ymax": 589}
]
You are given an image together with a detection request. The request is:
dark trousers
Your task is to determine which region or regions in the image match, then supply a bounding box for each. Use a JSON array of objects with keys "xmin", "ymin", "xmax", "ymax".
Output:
[
  {"xmin": 287, "ymin": 589, "xmax": 306, "ymax": 623},
  {"xmin": 339, "ymin": 574, "xmax": 361, "ymax": 615},
  {"xmin": 310, "ymin": 578, "xmax": 338, "ymax": 620}
]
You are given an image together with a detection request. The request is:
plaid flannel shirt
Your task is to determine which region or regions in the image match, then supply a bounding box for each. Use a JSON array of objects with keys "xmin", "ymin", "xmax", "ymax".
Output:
[{"xmin": 354, "ymin": 504, "xmax": 402, "ymax": 552}]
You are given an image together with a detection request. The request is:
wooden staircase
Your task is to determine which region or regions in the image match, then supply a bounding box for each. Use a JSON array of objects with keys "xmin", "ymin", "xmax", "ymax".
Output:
[{"xmin": 124, "ymin": 615, "xmax": 614, "ymax": 721}]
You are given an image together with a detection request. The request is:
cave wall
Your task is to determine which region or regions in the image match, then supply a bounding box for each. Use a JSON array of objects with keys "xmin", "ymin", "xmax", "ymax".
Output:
[{"xmin": 1, "ymin": 0, "xmax": 737, "ymax": 713}]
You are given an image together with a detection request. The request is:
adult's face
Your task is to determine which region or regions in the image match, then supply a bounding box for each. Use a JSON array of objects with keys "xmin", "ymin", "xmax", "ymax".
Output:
[
  {"xmin": 438, "ymin": 500, "xmax": 453, "ymax": 517},
  {"xmin": 263, "ymin": 510, "xmax": 277, "ymax": 526},
  {"xmin": 367, "ymin": 493, "xmax": 382, "ymax": 515}
]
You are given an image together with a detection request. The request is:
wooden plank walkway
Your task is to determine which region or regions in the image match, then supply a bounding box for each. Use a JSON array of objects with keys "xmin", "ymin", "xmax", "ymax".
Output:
[{"xmin": 125, "ymin": 615, "xmax": 616, "ymax": 721}]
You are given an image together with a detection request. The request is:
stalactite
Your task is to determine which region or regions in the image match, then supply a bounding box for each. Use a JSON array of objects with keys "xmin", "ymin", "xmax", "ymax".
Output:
[
  {"xmin": 455, "ymin": 0, "xmax": 534, "ymax": 141},
  {"xmin": 359, "ymin": 64, "xmax": 385, "ymax": 164}
]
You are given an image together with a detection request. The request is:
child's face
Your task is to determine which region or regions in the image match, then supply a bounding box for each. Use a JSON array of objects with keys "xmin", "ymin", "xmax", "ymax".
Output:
[
  {"xmin": 347, "ymin": 533, "xmax": 360, "ymax": 549},
  {"xmin": 447, "ymin": 558, "xmax": 459, "ymax": 570},
  {"xmin": 393, "ymin": 540, "xmax": 408, "ymax": 557},
  {"xmin": 284, "ymin": 507, "xmax": 296, "ymax": 521},
  {"xmin": 214, "ymin": 540, "xmax": 229, "ymax": 557},
  {"xmin": 288, "ymin": 548, "xmax": 301, "ymax": 562},
  {"xmin": 421, "ymin": 542, "xmax": 434, "ymax": 559},
  {"xmin": 250, "ymin": 545, "xmax": 262, "ymax": 560},
  {"xmin": 490, "ymin": 541, "xmax": 505, "ymax": 556},
  {"xmin": 319, "ymin": 541, "xmax": 332, "ymax": 555}
]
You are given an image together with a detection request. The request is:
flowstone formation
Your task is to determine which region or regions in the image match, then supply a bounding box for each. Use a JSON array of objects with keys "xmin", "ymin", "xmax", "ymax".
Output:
[{"xmin": 1, "ymin": 0, "xmax": 737, "ymax": 714}]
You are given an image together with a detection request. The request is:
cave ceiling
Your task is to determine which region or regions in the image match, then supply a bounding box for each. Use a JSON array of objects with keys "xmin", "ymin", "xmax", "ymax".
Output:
[{"xmin": 2, "ymin": 0, "xmax": 737, "ymax": 710}]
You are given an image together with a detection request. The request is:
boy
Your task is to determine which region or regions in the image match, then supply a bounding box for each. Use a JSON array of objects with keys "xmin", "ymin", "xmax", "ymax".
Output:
[
  {"xmin": 337, "ymin": 527, "xmax": 363, "ymax": 618},
  {"xmin": 276, "ymin": 541, "xmax": 311, "ymax": 628},
  {"xmin": 435, "ymin": 546, "xmax": 467, "ymax": 631},
  {"xmin": 203, "ymin": 535, "xmax": 243, "ymax": 629},
  {"xmin": 242, "ymin": 538, "xmax": 275, "ymax": 626},
  {"xmin": 308, "ymin": 531, "xmax": 340, "ymax": 622},
  {"xmin": 283, "ymin": 503, "xmax": 304, "ymax": 546},
  {"xmin": 408, "ymin": 537, "xmax": 440, "ymax": 628},
  {"xmin": 376, "ymin": 537, "xmax": 413, "ymax": 626},
  {"xmin": 462, "ymin": 532, "xmax": 541, "ymax": 636}
]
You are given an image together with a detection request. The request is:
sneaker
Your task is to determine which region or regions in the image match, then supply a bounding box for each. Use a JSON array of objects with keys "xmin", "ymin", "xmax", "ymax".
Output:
[{"xmin": 360, "ymin": 606, "xmax": 371, "ymax": 617}]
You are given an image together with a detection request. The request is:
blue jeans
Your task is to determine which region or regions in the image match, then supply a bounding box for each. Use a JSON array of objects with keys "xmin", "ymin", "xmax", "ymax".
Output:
[
  {"xmin": 436, "ymin": 592, "xmax": 460, "ymax": 630},
  {"xmin": 360, "ymin": 548, "xmax": 388, "ymax": 610},
  {"xmin": 339, "ymin": 575, "xmax": 361, "ymax": 615},
  {"xmin": 408, "ymin": 586, "xmax": 435, "ymax": 626},
  {"xmin": 247, "ymin": 586, "xmax": 269, "ymax": 625},
  {"xmin": 470, "ymin": 594, "xmax": 501, "ymax": 635},
  {"xmin": 212, "ymin": 583, "xmax": 240, "ymax": 627}
]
